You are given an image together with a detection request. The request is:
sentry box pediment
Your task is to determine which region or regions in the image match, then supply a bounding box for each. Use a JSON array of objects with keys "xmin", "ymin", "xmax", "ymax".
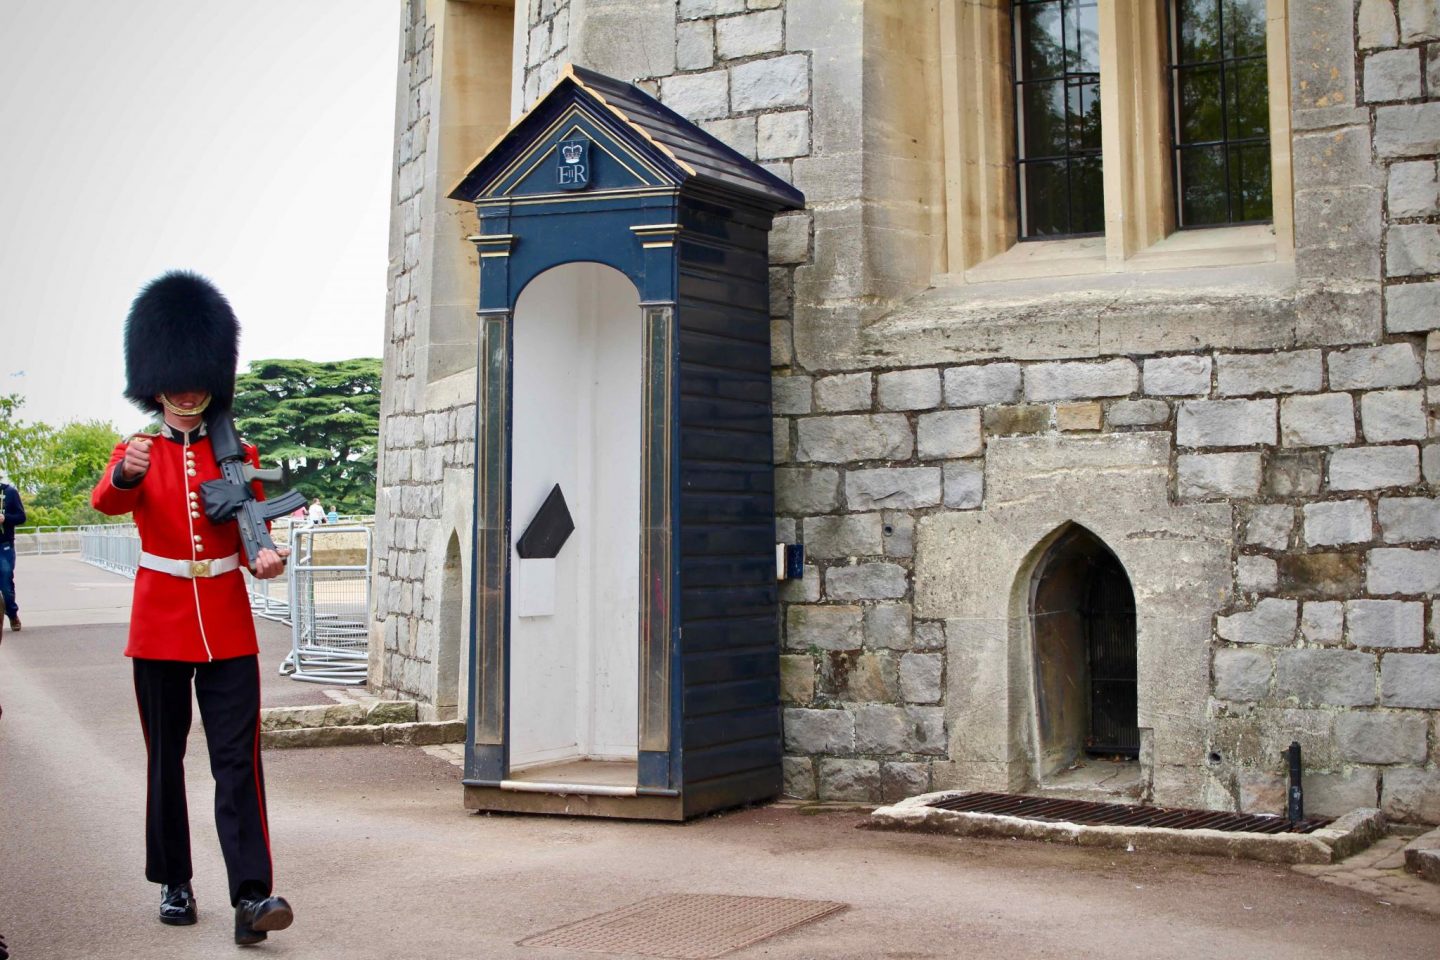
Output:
[{"xmin": 449, "ymin": 65, "xmax": 804, "ymax": 821}]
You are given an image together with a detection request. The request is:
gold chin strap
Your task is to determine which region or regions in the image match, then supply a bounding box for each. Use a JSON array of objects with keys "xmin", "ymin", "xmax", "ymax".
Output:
[{"xmin": 158, "ymin": 393, "xmax": 212, "ymax": 417}]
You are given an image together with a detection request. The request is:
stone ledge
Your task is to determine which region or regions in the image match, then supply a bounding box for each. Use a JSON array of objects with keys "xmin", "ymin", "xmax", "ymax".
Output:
[
  {"xmin": 864, "ymin": 791, "xmax": 1384, "ymax": 866},
  {"xmin": 261, "ymin": 719, "xmax": 465, "ymax": 749},
  {"xmin": 260, "ymin": 699, "xmax": 419, "ymax": 731},
  {"xmin": 1404, "ymin": 827, "xmax": 1440, "ymax": 884}
]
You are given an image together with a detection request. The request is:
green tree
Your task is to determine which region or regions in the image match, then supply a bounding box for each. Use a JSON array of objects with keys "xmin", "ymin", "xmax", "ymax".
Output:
[
  {"xmin": 0, "ymin": 393, "xmax": 52, "ymax": 488},
  {"xmin": 22, "ymin": 420, "xmax": 123, "ymax": 527},
  {"xmin": 232, "ymin": 358, "xmax": 381, "ymax": 514}
]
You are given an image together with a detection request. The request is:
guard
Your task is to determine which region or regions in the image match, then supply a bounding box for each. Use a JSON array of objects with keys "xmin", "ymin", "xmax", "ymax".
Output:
[{"xmin": 91, "ymin": 271, "xmax": 295, "ymax": 946}]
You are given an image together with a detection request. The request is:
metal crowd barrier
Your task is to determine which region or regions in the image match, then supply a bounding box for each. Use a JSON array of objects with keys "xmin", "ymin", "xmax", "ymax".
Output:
[
  {"xmin": 281, "ymin": 524, "xmax": 372, "ymax": 685},
  {"xmin": 15, "ymin": 526, "xmax": 86, "ymax": 556},
  {"xmin": 79, "ymin": 523, "xmax": 141, "ymax": 577}
]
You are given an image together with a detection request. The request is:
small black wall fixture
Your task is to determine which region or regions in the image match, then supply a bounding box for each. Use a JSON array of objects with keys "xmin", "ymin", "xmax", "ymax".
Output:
[{"xmin": 515, "ymin": 484, "xmax": 575, "ymax": 559}]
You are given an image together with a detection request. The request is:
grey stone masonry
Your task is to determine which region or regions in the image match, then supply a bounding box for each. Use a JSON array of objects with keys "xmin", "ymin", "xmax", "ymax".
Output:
[
  {"xmin": 772, "ymin": 375, "xmax": 812, "ymax": 414},
  {"xmin": 785, "ymin": 604, "xmax": 862, "ymax": 650},
  {"xmin": 796, "ymin": 414, "xmax": 912, "ymax": 462},
  {"xmin": 846, "ymin": 467, "xmax": 942, "ymax": 510},
  {"xmin": 826, "ymin": 562, "xmax": 908, "ymax": 601},
  {"xmin": 783, "ymin": 707, "xmax": 854, "ymax": 754},
  {"xmin": 942, "ymin": 461, "xmax": 983, "ymax": 509},
  {"xmin": 1275, "ymin": 650, "xmax": 1377, "ymax": 706},
  {"xmin": 1245, "ymin": 504, "xmax": 1294, "ymax": 550},
  {"xmin": 944, "ymin": 364, "xmax": 1023, "ymax": 407},
  {"xmin": 1328, "ymin": 343, "xmax": 1422, "ymax": 389},
  {"xmin": 676, "ymin": 19, "xmax": 714, "ymax": 70},
  {"xmin": 679, "ymin": 0, "xmax": 746, "ymax": 18},
  {"xmin": 877, "ymin": 369, "xmax": 942, "ymax": 411},
  {"xmin": 1379, "ymin": 497, "xmax": 1440, "ymax": 543},
  {"xmin": 1143, "ymin": 355, "xmax": 1212, "ymax": 396},
  {"xmin": 803, "ymin": 514, "xmax": 883, "ymax": 559},
  {"xmin": 817, "ymin": 759, "xmax": 880, "ymax": 802},
  {"xmin": 1366, "ymin": 547, "xmax": 1440, "ymax": 595},
  {"xmin": 1177, "ymin": 399, "xmax": 1276, "ymax": 448},
  {"xmin": 1388, "ymin": 161, "xmax": 1440, "ymax": 218},
  {"xmin": 1213, "ymin": 648, "xmax": 1271, "ymax": 701},
  {"xmin": 1301, "ymin": 601, "xmax": 1344, "ymax": 644},
  {"xmin": 1216, "ymin": 350, "xmax": 1321, "ymax": 396},
  {"xmin": 1346, "ymin": 599, "xmax": 1425, "ymax": 648},
  {"xmin": 1216, "ymin": 598, "xmax": 1297, "ymax": 645},
  {"xmin": 1381, "ymin": 655, "xmax": 1440, "ymax": 708},
  {"xmin": 1107, "ymin": 400, "xmax": 1169, "ymax": 427},
  {"xmin": 1386, "ymin": 280, "xmax": 1440, "ymax": 334},
  {"xmin": 1178, "ymin": 453, "xmax": 1263, "ymax": 499},
  {"xmin": 916, "ymin": 410, "xmax": 982, "ymax": 460},
  {"xmin": 1303, "ymin": 500, "xmax": 1373, "ymax": 546},
  {"xmin": 1364, "ymin": 48, "xmax": 1423, "ymax": 102},
  {"xmin": 769, "ymin": 213, "xmax": 809, "ymax": 263},
  {"xmin": 899, "ymin": 653, "xmax": 943, "ymax": 704},
  {"xmin": 1399, "ymin": 0, "xmax": 1440, "ymax": 42},
  {"xmin": 1329, "ymin": 445, "xmax": 1421, "ymax": 491},
  {"xmin": 1386, "ymin": 224, "xmax": 1440, "ymax": 278},
  {"xmin": 865, "ymin": 604, "xmax": 913, "ymax": 650},
  {"xmin": 814, "ymin": 372, "xmax": 871, "ymax": 412},
  {"xmin": 853, "ymin": 704, "xmax": 945, "ymax": 755},
  {"xmin": 729, "ymin": 53, "xmax": 809, "ymax": 112},
  {"xmin": 757, "ymin": 111, "xmax": 809, "ymax": 160},
  {"xmin": 1359, "ymin": 0, "xmax": 1398, "ymax": 48},
  {"xmin": 1281, "ymin": 394, "xmax": 1356, "ymax": 447},
  {"xmin": 660, "ymin": 70, "xmax": 729, "ymax": 120},
  {"xmin": 1335, "ymin": 713, "xmax": 1428, "ymax": 765},
  {"xmin": 715, "ymin": 9, "xmax": 784, "ymax": 60},
  {"xmin": 1237, "ymin": 555, "xmax": 1277, "ymax": 593},
  {"xmin": 1375, "ymin": 102, "xmax": 1440, "ymax": 158},
  {"xmin": 1361, "ymin": 390, "xmax": 1427, "ymax": 441},
  {"xmin": 1024, "ymin": 359, "xmax": 1139, "ymax": 401},
  {"xmin": 776, "ymin": 467, "xmax": 840, "ymax": 514}
]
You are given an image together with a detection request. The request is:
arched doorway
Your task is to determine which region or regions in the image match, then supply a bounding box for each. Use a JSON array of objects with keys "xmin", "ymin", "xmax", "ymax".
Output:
[{"xmin": 1028, "ymin": 524, "xmax": 1138, "ymax": 779}]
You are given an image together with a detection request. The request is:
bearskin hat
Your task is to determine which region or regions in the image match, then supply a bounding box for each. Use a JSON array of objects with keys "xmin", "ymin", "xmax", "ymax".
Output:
[{"xmin": 123, "ymin": 271, "xmax": 240, "ymax": 415}]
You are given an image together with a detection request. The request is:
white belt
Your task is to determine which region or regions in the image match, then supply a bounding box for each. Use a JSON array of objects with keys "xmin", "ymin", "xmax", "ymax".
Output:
[{"xmin": 138, "ymin": 551, "xmax": 242, "ymax": 579}]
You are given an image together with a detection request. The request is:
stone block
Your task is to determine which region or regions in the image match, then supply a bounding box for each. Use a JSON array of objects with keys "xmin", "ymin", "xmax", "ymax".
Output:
[
  {"xmin": 882, "ymin": 511, "xmax": 914, "ymax": 558},
  {"xmin": 1107, "ymin": 400, "xmax": 1169, "ymax": 427},
  {"xmin": 701, "ymin": 115, "xmax": 757, "ymax": 158},
  {"xmin": 1024, "ymin": 359, "xmax": 1139, "ymax": 401},
  {"xmin": 1301, "ymin": 601, "xmax": 1344, "ymax": 644},
  {"xmin": 785, "ymin": 603, "xmax": 863, "ymax": 651},
  {"xmin": 1304, "ymin": 768, "xmax": 1379, "ymax": 818},
  {"xmin": 1337, "ymin": 713, "xmax": 1428, "ymax": 764},
  {"xmin": 1347, "ymin": 599, "xmax": 1426, "ymax": 647},
  {"xmin": 1293, "ymin": 187, "xmax": 1382, "ymax": 281},
  {"xmin": 1216, "ymin": 350, "xmax": 1322, "ymax": 396},
  {"xmin": 880, "ymin": 762, "xmax": 931, "ymax": 803},
  {"xmin": 1266, "ymin": 451, "xmax": 1324, "ymax": 496},
  {"xmin": 769, "ymin": 212, "xmax": 810, "ymax": 264},
  {"xmin": 1177, "ymin": 399, "xmax": 1277, "ymax": 448},
  {"xmin": 782, "ymin": 756, "xmax": 816, "ymax": 799},
  {"xmin": 715, "ymin": 9, "xmax": 783, "ymax": 59},
  {"xmin": 899, "ymin": 653, "xmax": 943, "ymax": 704},
  {"xmin": 1382, "ymin": 768, "xmax": 1440, "ymax": 823},
  {"xmin": 1363, "ymin": 48, "xmax": 1423, "ymax": 101},
  {"xmin": 1399, "ymin": 0, "xmax": 1440, "ymax": 41},
  {"xmin": 1143, "ymin": 355, "xmax": 1212, "ymax": 396},
  {"xmin": 804, "ymin": 514, "xmax": 884, "ymax": 559},
  {"xmin": 780, "ymin": 564, "xmax": 821, "ymax": 602},
  {"xmin": 1379, "ymin": 497, "xmax": 1440, "ymax": 543},
  {"xmin": 1328, "ymin": 343, "xmax": 1422, "ymax": 389},
  {"xmin": 1386, "ymin": 223, "xmax": 1440, "ymax": 277},
  {"xmin": 878, "ymin": 369, "xmax": 942, "ymax": 411},
  {"xmin": 817, "ymin": 758, "xmax": 881, "ymax": 802},
  {"xmin": 983, "ymin": 404, "xmax": 1050, "ymax": 436},
  {"xmin": 1366, "ymin": 547, "xmax": 1440, "ymax": 594},
  {"xmin": 1385, "ymin": 280, "xmax": 1440, "ymax": 334},
  {"xmin": 1329, "ymin": 445, "xmax": 1421, "ymax": 491},
  {"xmin": 1275, "ymin": 649, "xmax": 1378, "ymax": 706},
  {"xmin": 1237, "ymin": 555, "xmax": 1277, "ymax": 593},
  {"xmin": 1245, "ymin": 504, "xmax": 1294, "ymax": 550},
  {"xmin": 1361, "ymin": 389, "xmax": 1427, "ymax": 441},
  {"xmin": 679, "ymin": 0, "xmax": 745, "ymax": 17},
  {"xmin": 796, "ymin": 414, "xmax": 912, "ymax": 462},
  {"xmin": 865, "ymin": 603, "xmax": 913, "ymax": 650},
  {"xmin": 1426, "ymin": 443, "xmax": 1440, "ymax": 484},
  {"xmin": 1288, "ymin": 7, "xmax": 1355, "ymax": 110},
  {"xmin": 814, "ymin": 372, "xmax": 871, "ymax": 412},
  {"xmin": 775, "ymin": 466, "xmax": 840, "ymax": 514},
  {"xmin": 944, "ymin": 364, "xmax": 1022, "ymax": 407},
  {"xmin": 659, "ymin": 69, "xmax": 729, "ymax": 120},
  {"xmin": 676, "ymin": 19, "xmax": 714, "ymax": 70},
  {"xmin": 1358, "ymin": 0, "xmax": 1399, "ymax": 48},
  {"xmin": 1215, "ymin": 598, "xmax": 1297, "ymax": 646},
  {"xmin": 1293, "ymin": 128, "xmax": 1373, "ymax": 188},
  {"xmin": 825, "ymin": 650, "xmax": 899, "ymax": 702},
  {"xmin": 1213, "ymin": 647, "xmax": 1271, "ymax": 701},
  {"xmin": 1280, "ymin": 393, "xmax": 1356, "ymax": 447},
  {"xmin": 773, "ymin": 418, "xmax": 791, "ymax": 462},
  {"xmin": 1388, "ymin": 160, "xmax": 1440, "ymax": 218},
  {"xmin": 826, "ymin": 562, "xmax": 908, "ymax": 601},
  {"xmin": 757, "ymin": 110, "xmax": 809, "ymax": 160},
  {"xmin": 1303, "ymin": 499, "xmax": 1373, "ymax": 546},
  {"xmin": 783, "ymin": 706, "xmax": 854, "ymax": 754},
  {"xmin": 853, "ymin": 704, "xmax": 946, "ymax": 755},
  {"xmin": 1277, "ymin": 552, "xmax": 1365, "ymax": 598},
  {"xmin": 1237, "ymin": 769, "xmax": 1285, "ymax": 816},
  {"xmin": 1375, "ymin": 102, "xmax": 1440, "ymax": 158},
  {"xmin": 1381, "ymin": 654, "xmax": 1440, "ymax": 707},
  {"xmin": 730, "ymin": 53, "xmax": 809, "ymax": 111},
  {"xmin": 772, "ymin": 375, "xmax": 812, "ymax": 415},
  {"xmin": 1055, "ymin": 402, "xmax": 1102, "ymax": 431},
  {"xmin": 846, "ymin": 467, "xmax": 942, "ymax": 510},
  {"xmin": 917, "ymin": 409, "xmax": 982, "ymax": 459},
  {"xmin": 913, "ymin": 621, "xmax": 944, "ymax": 651},
  {"xmin": 942, "ymin": 461, "xmax": 984, "ymax": 510},
  {"xmin": 1177, "ymin": 452, "xmax": 1263, "ymax": 499}
]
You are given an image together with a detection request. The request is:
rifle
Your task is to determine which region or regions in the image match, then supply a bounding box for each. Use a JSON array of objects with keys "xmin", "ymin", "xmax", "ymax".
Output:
[{"xmin": 200, "ymin": 410, "xmax": 307, "ymax": 569}]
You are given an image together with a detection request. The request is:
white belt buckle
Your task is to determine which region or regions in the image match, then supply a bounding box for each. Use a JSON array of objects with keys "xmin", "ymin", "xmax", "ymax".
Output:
[{"xmin": 190, "ymin": 559, "xmax": 212, "ymax": 578}]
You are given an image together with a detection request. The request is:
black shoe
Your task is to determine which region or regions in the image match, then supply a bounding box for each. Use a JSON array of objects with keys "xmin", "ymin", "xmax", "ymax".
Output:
[
  {"xmin": 234, "ymin": 895, "xmax": 293, "ymax": 946},
  {"xmin": 159, "ymin": 883, "xmax": 197, "ymax": 925}
]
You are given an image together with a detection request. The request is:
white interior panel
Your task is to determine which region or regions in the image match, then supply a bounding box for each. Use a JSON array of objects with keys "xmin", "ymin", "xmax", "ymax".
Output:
[{"xmin": 509, "ymin": 262, "xmax": 641, "ymax": 769}]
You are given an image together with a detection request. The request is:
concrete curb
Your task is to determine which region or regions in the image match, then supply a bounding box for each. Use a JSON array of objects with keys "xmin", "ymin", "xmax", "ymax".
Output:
[
  {"xmin": 864, "ymin": 791, "xmax": 1385, "ymax": 866},
  {"xmin": 1404, "ymin": 827, "xmax": 1440, "ymax": 884},
  {"xmin": 261, "ymin": 720, "xmax": 465, "ymax": 749},
  {"xmin": 259, "ymin": 699, "xmax": 419, "ymax": 731}
]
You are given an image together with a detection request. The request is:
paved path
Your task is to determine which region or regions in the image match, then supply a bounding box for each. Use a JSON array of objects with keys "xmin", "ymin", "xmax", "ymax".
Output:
[{"xmin": 1, "ymin": 557, "xmax": 1437, "ymax": 959}]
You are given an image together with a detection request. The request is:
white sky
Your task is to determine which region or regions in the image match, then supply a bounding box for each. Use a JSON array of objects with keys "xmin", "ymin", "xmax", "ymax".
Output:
[{"xmin": 0, "ymin": 1, "xmax": 400, "ymax": 434}]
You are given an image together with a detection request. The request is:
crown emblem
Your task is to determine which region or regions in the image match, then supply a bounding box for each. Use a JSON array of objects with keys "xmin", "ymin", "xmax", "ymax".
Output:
[{"xmin": 561, "ymin": 143, "xmax": 583, "ymax": 163}]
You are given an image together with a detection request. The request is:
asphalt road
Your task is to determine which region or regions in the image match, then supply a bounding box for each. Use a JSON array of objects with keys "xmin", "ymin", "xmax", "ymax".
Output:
[{"xmin": 1, "ymin": 557, "xmax": 1436, "ymax": 959}]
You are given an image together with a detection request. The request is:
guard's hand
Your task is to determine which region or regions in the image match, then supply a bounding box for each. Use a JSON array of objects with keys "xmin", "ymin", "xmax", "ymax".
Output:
[
  {"xmin": 251, "ymin": 546, "xmax": 291, "ymax": 580},
  {"xmin": 121, "ymin": 434, "xmax": 154, "ymax": 482}
]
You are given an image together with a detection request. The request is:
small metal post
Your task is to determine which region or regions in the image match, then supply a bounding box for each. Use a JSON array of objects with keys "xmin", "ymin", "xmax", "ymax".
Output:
[{"xmin": 1285, "ymin": 741, "xmax": 1304, "ymax": 822}]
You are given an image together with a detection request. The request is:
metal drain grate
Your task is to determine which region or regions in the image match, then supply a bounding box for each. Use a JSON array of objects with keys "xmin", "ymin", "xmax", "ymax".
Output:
[
  {"xmin": 925, "ymin": 792, "xmax": 1332, "ymax": 834},
  {"xmin": 519, "ymin": 894, "xmax": 847, "ymax": 959}
]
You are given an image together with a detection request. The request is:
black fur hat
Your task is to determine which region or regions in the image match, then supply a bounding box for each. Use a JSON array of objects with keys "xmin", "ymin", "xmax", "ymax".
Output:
[{"xmin": 123, "ymin": 271, "xmax": 240, "ymax": 415}]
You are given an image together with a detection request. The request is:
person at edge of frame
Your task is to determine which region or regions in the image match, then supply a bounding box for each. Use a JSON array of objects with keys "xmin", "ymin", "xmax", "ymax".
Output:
[
  {"xmin": 90, "ymin": 270, "xmax": 296, "ymax": 947},
  {"xmin": 0, "ymin": 468, "xmax": 27, "ymax": 631}
]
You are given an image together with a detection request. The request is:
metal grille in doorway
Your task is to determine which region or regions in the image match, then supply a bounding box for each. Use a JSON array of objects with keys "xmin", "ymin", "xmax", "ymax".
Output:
[{"xmin": 1085, "ymin": 566, "xmax": 1138, "ymax": 756}]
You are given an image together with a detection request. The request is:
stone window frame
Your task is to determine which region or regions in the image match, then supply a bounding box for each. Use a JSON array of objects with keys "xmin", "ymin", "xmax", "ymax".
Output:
[{"xmin": 937, "ymin": 0, "xmax": 1294, "ymax": 284}]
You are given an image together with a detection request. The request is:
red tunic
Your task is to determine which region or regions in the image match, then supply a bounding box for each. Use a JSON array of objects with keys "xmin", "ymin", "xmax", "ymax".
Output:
[{"xmin": 91, "ymin": 427, "xmax": 267, "ymax": 661}]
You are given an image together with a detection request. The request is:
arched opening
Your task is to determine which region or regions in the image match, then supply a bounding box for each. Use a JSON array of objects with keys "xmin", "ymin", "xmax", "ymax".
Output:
[
  {"xmin": 508, "ymin": 262, "xmax": 642, "ymax": 780},
  {"xmin": 435, "ymin": 532, "xmax": 463, "ymax": 720},
  {"xmin": 1028, "ymin": 524, "xmax": 1138, "ymax": 780}
]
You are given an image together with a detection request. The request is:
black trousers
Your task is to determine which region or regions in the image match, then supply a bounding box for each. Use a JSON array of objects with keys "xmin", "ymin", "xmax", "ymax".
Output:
[{"xmin": 132, "ymin": 655, "xmax": 272, "ymax": 906}]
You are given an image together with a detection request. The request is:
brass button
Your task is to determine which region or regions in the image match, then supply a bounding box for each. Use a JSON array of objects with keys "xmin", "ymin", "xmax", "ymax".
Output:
[
  {"xmin": 193, "ymin": 535, "xmax": 203, "ymax": 542},
  {"xmin": 188, "ymin": 492, "xmax": 198, "ymax": 500},
  {"xmin": 187, "ymin": 469, "xmax": 197, "ymax": 476}
]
